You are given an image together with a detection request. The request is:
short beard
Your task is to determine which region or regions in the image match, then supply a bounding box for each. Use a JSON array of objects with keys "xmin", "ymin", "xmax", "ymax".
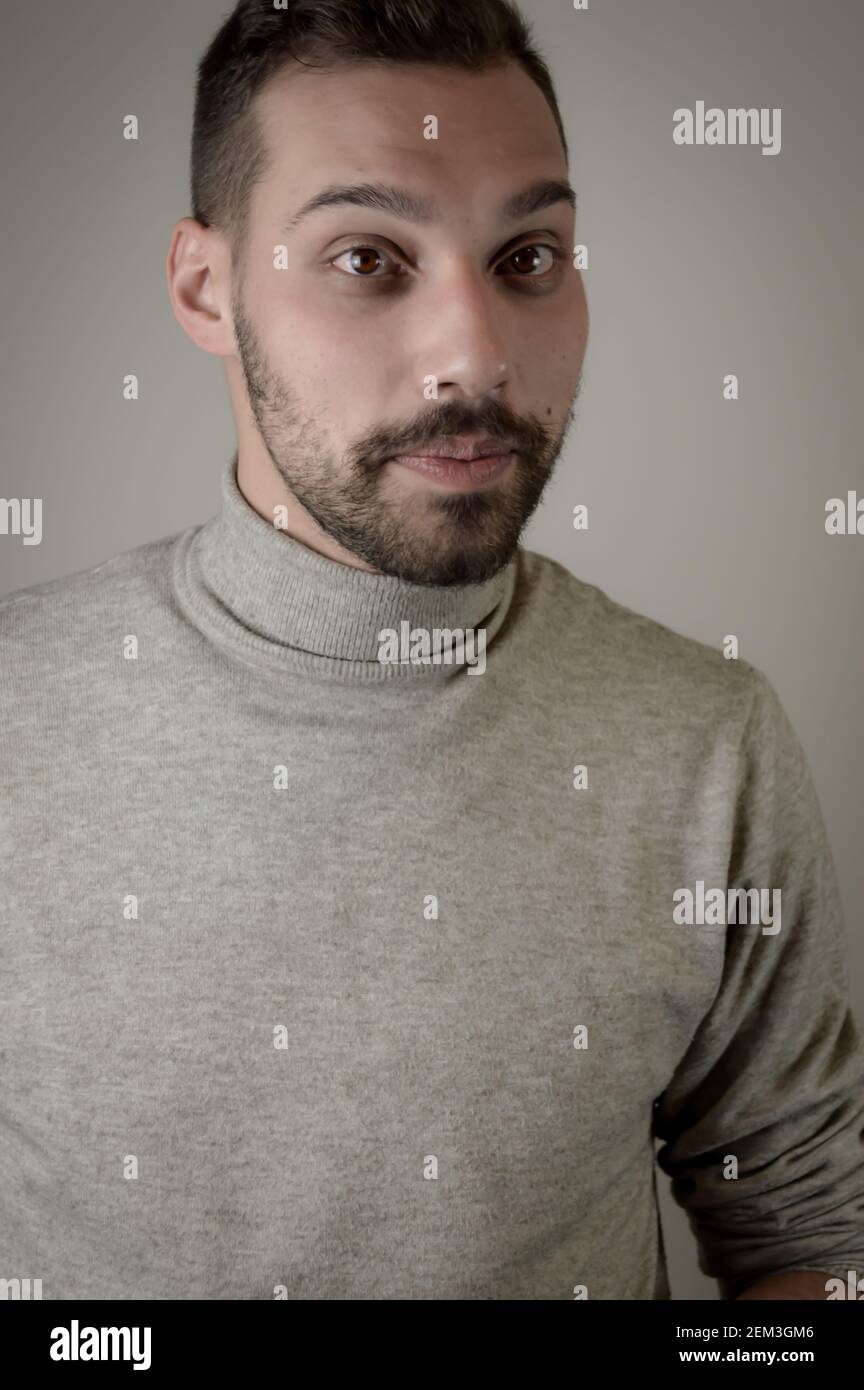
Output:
[{"xmin": 232, "ymin": 293, "xmax": 578, "ymax": 586}]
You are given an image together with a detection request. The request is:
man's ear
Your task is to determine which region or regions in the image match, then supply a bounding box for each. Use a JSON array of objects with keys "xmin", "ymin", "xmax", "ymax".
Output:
[{"xmin": 166, "ymin": 217, "xmax": 236, "ymax": 358}]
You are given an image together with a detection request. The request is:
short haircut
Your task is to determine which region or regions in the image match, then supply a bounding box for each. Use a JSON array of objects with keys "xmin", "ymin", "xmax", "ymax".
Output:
[{"xmin": 190, "ymin": 0, "xmax": 569, "ymax": 271}]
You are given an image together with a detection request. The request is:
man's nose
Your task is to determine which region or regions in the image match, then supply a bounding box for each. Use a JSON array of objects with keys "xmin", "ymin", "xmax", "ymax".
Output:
[{"xmin": 419, "ymin": 270, "xmax": 511, "ymax": 400}]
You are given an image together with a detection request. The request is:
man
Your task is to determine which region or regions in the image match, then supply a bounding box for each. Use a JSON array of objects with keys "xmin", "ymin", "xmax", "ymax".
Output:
[{"xmin": 1, "ymin": 0, "xmax": 862, "ymax": 1301}]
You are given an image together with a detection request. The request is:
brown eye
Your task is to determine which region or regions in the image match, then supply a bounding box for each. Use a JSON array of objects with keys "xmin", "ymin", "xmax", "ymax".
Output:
[
  {"xmin": 503, "ymin": 245, "xmax": 558, "ymax": 277},
  {"xmin": 333, "ymin": 245, "xmax": 397, "ymax": 277}
]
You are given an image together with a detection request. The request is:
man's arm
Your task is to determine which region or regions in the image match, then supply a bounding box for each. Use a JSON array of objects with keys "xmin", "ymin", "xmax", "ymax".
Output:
[
  {"xmin": 735, "ymin": 1270, "xmax": 833, "ymax": 1300},
  {"xmin": 652, "ymin": 666, "xmax": 864, "ymax": 1300}
]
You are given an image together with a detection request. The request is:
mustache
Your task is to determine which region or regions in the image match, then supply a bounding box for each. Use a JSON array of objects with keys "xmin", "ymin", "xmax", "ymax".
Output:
[{"xmin": 351, "ymin": 403, "xmax": 559, "ymax": 470}]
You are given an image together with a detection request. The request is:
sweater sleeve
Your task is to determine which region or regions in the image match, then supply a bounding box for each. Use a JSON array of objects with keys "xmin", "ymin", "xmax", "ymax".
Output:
[{"xmin": 652, "ymin": 666, "xmax": 864, "ymax": 1299}]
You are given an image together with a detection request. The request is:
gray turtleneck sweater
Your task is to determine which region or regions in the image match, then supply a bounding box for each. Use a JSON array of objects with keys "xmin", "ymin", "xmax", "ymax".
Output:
[{"xmin": 2, "ymin": 456, "xmax": 863, "ymax": 1301}]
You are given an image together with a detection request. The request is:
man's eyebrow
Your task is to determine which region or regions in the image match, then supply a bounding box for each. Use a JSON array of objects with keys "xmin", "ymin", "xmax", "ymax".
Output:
[
  {"xmin": 501, "ymin": 178, "xmax": 577, "ymax": 222},
  {"xmin": 282, "ymin": 178, "xmax": 577, "ymax": 233}
]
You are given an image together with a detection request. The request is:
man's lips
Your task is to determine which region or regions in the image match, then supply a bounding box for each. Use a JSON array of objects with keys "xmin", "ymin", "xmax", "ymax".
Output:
[
  {"xmin": 394, "ymin": 438, "xmax": 517, "ymax": 462},
  {"xmin": 389, "ymin": 450, "xmax": 517, "ymax": 490},
  {"xmin": 391, "ymin": 433, "xmax": 513, "ymax": 461}
]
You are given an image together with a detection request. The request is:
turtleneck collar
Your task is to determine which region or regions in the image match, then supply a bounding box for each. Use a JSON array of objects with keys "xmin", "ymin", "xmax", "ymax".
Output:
[{"xmin": 172, "ymin": 455, "xmax": 519, "ymax": 682}]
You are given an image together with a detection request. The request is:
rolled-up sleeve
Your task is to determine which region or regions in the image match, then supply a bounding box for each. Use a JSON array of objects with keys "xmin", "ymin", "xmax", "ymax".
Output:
[{"xmin": 653, "ymin": 666, "xmax": 864, "ymax": 1299}]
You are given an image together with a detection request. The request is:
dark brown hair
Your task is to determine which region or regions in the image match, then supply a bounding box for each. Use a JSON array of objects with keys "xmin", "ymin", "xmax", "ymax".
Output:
[{"xmin": 191, "ymin": 0, "xmax": 568, "ymax": 270}]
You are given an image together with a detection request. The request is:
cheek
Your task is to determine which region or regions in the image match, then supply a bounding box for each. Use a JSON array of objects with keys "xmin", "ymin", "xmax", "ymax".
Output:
[
  {"xmin": 266, "ymin": 318, "xmax": 392, "ymax": 441},
  {"xmin": 267, "ymin": 280, "xmax": 394, "ymax": 379},
  {"xmin": 522, "ymin": 329, "xmax": 584, "ymax": 401},
  {"xmin": 531, "ymin": 292, "xmax": 588, "ymax": 386}
]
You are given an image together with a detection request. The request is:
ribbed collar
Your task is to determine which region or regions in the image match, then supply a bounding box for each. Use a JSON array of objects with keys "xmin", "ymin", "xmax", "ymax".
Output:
[{"xmin": 172, "ymin": 455, "xmax": 519, "ymax": 682}]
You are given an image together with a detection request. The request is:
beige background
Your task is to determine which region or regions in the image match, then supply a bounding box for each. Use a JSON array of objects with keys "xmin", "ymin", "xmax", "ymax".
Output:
[{"xmin": 1, "ymin": 0, "xmax": 862, "ymax": 1298}]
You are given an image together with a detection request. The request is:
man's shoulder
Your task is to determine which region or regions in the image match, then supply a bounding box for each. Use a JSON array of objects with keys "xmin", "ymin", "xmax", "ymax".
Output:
[
  {"xmin": 0, "ymin": 527, "xmax": 192, "ymax": 689},
  {"xmin": 517, "ymin": 547, "xmax": 764, "ymax": 720}
]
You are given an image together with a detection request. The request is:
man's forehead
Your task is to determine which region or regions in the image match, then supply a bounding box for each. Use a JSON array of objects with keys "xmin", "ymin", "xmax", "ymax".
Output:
[
  {"xmin": 257, "ymin": 59, "xmax": 561, "ymax": 161},
  {"xmin": 255, "ymin": 61, "xmax": 566, "ymax": 215}
]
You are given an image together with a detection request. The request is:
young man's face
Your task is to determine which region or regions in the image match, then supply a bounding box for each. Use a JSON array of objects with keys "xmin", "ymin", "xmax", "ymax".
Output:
[{"xmin": 224, "ymin": 60, "xmax": 589, "ymax": 585}]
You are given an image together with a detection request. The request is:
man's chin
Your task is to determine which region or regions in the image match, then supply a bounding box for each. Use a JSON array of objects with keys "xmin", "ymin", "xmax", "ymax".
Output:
[
  {"xmin": 278, "ymin": 473, "xmax": 524, "ymax": 585},
  {"xmin": 376, "ymin": 504, "xmax": 525, "ymax": 585},
  {"xmin": 377, "ymin": 537, "xmax": 518, "ymax": 588}
]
